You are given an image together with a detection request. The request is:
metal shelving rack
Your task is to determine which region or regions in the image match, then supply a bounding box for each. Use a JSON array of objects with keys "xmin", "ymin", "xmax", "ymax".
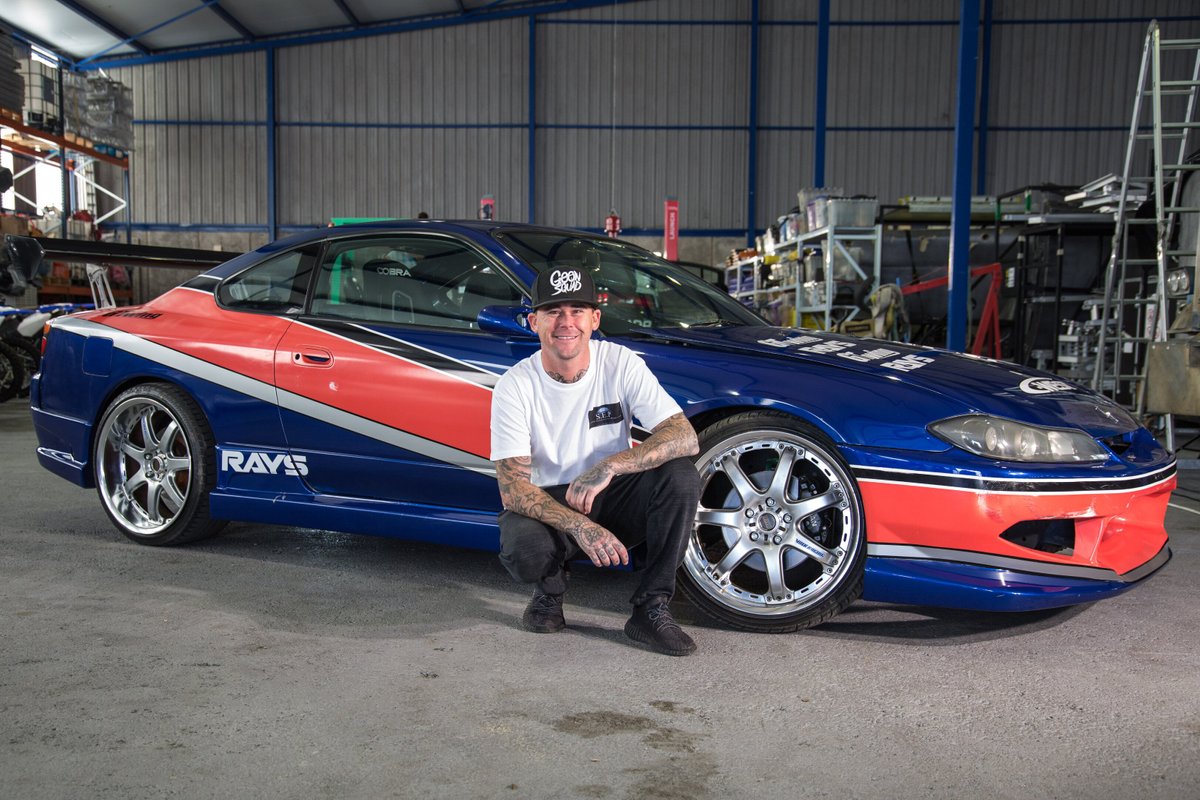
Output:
[
  {"xmin": 788, "ymin": 224, "xmax": 882, "ymax": 330},
  {"xmin": 2, "ymin": 113, "xmax": 133, "ymax": 302},
  {"xmin": 0, "ymin": 113, "xmax": 130, "ymax": 234},
  {"xmin": 726, "ymin": 223, "xmax": 882, "ymax": 330}
]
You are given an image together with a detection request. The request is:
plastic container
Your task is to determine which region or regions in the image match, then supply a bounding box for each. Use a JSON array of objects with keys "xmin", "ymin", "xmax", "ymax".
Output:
[
  {"xmin": 801, "ymin": 281, "xmax": 827, "ymax": 307},
  {"xmin": 825, "ymin": 197, "xmax": 879, "ymax": 227},
  {"xmin": 798, "ymin": 187, "xmax": 842, "ymax": 231}
]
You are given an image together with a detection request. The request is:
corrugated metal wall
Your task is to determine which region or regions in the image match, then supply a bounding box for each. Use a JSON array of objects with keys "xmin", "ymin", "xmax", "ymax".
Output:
[
  {"xmin": 824, "ymin": 2, "xmax": 960, "ymax": 202},
  {"xmin": 987, "ymin": 0, "xmax": 1200, "ymax": 191},
  {"xmin": 538, "ymin": 1, "xmax": 749, "ymax": 229},
  {"xmin": 92, "ymin": 0, "xmax": 1200, "ymax": 248},
  {"xmin": 109, "ymin": 54, "xmax": 267, "ymax": 228},
  {"xmin": 276, "ymin": 20, "xmax": 528, "ymax": 225}
]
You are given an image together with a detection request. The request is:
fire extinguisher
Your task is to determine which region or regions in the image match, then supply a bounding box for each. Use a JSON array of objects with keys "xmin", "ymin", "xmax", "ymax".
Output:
[{"xmin": 604, "ymin": 209, "xmax": 621, "ymax": 238}]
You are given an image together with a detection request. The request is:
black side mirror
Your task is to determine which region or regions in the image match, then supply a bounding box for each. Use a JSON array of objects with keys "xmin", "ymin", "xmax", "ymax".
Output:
[{"xmin": 477, "ymin": 305, "xmax": 535, "ymax": 337}]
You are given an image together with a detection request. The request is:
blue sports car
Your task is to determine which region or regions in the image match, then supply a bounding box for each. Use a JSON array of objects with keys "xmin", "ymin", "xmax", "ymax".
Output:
[{"xmin": 27, "ymin": 221, "xmax": 1175, "ymax": 632}]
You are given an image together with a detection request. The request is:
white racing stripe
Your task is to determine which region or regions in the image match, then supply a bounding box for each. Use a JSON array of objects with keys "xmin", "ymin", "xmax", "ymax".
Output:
[
  {"xmin": 55, "ymin": 316, "xmax": 496, "ymax": 475},
  {"xmin": 868, "ymin": 542, "xmax": 1170, "ymax": 583}
]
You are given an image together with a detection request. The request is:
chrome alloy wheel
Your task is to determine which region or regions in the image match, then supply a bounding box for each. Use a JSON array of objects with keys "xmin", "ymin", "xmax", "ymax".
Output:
[
  {"xmin": 686, "ymin": 426, "xmax": 864, "ymax": 621},
  {"xmin": 95, "ymin": 395, "xmax": 194, "ymax": 537}
]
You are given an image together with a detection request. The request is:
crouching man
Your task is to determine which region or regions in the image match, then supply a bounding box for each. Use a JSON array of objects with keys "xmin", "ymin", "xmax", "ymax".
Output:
[{"xmin": 490, "ymin": 267, "xmax": 701, "ymax": 656}]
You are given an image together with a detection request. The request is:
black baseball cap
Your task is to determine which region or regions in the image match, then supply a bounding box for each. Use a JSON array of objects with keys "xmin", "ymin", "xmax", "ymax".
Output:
[{"xmin": 531, "ymin": 267, "xmax": 599, "ymax": 309}]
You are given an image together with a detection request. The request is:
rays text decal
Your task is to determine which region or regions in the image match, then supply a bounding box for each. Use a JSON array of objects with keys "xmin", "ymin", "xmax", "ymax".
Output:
[{"xmin": 221, "ymin": 450, "xmax": 309, "ymax": 476}]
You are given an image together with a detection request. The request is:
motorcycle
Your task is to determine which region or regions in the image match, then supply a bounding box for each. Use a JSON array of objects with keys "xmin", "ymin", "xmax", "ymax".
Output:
[{"xmin": 0, "ymin": 303, "xmax": 91, "ymax": 403}]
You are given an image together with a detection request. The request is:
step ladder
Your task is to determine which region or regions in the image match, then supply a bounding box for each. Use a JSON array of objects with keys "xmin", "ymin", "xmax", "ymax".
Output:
[{"xmin": 1093, "ymin": 21, "xmax": 1200, "ymax": 450}]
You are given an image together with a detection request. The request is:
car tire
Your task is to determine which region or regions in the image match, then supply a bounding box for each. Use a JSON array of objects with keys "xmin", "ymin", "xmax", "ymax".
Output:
[
  {"xmin": 0, "ymin": 340, "xmax": 27, "ymax": 403},
  {"xmin": 93, "ymin": 383, "xmax": 226, "ymax": 546},
  {"xmin": 679, "ymin": 411, "xmax": 866, "ymax": 632}
]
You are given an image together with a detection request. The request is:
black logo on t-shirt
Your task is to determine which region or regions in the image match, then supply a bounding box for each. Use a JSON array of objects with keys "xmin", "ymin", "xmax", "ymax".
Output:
[{"xmin": 587, "ymin": 402, "xmax": 624, "ymax": 429}]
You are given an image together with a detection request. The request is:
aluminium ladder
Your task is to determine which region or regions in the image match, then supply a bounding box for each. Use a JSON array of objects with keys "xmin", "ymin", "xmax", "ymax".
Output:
[{"xmin": 1093, "ymin": 21, "xmax": 1200, "ymax": 449}]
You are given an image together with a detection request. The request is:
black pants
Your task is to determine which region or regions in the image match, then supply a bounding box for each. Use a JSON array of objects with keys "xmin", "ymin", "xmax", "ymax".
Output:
[{"xmin": 498, "ymin": 457, "xmax": 701, "ymax": 608}]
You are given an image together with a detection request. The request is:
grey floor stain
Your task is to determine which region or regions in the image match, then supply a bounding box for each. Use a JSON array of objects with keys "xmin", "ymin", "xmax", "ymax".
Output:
[{"xmin": 553, "ymin": 707, "xmax": 718, "ymax": 800}]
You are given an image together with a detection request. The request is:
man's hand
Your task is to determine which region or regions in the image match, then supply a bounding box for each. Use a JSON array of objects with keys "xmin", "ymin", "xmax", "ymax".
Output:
[
  {"xmin": 570, "ymin": 520, "xmax": 630, "ymax": 567},
  {"xmin": 564, "ymin": 412, "xmax": 697, "ymax": 515},
  {"xmin": 496, "ymin": 455, "xmax": 627, "ymax": 568},
  {"xmin": 566, "ymin": 462, "xmax": 613, "ymax": 515}
]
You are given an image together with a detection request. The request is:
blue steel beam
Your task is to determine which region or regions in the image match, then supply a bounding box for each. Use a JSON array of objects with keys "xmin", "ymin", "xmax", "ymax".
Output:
[
  {"xmin": 51, "ymin": 0, "xmax": 150, "ymax": 55},
  {"xmin": 527, "ymin": 14, "xmax": 537, "ymax": 223},
  {"xmin": 746, "ymin": 0, "xmax": 758, "ymax": 245},
  {"xmin": 210, "ymin": 2, "xmax": 257, "ymax": 41},
  {"xmin": 78, "ymin": 0, "xmax": 223, "ymax": 68},
  {"xmin": 976, "ymin": 0, "xmax": 994, "ymax": 195},
  {"xmin": 79, "ymin": 0, "xmax": 646, "ymax": 69},
  {"xmin": 266, "ymin": 47, "xmax": 277, "ymax": 241},
  {"xmin": 814, "ymin": 0, "xmax": 829, "ymax": 187},
  {"xmin": 473, "ymin": 0, "xmax": 518, "ymax": 12},
  {"xmin": 947, "ymin": 0, "xmax": 981, "ymax": 353},
  {"xmin": 331, "ymin": 0, "xmax": 362, "ymax": 27}
]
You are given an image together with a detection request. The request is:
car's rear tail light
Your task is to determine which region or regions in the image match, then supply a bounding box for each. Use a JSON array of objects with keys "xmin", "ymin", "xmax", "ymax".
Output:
[{"xmin": 41, "ymin": 322, "xmax": 51, "ymax": 356}]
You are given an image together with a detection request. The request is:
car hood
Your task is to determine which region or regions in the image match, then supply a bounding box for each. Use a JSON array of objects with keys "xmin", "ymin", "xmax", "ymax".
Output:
[{"xmin": 633, "ymin": 325, "xmax": 1138, "ymax": 437}]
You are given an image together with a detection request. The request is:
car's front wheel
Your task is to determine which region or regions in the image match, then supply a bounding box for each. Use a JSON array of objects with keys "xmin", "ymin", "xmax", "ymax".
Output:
[
  {"xmin": 93, "ymin": 383, "xmax": 226, "ymax": 545},
  {"xmin": 679, "ymin": 411, "xmax": 866, "ymax": 632}
]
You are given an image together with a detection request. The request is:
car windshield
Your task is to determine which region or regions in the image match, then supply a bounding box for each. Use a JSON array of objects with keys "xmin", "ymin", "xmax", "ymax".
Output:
[{"xmin": 496, "ymin": 230, "xmax": 763, "ymax": 335}]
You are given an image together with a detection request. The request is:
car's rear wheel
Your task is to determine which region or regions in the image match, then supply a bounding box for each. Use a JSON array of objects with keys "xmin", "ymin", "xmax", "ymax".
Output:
[
  {"xmin": 93, "ymin": 383, "xmax": 225, "ymax": 545},
  {"xmin": 680, "ymin": 411, "xmax": 866, "ymax": 632}
]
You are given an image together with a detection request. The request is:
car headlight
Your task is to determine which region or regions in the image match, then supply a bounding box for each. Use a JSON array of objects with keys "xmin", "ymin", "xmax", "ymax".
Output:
[
  {"xmin": 1166, "ymin": 267, "xmax": 1192, "ymax": 298},
  {"xmin": 929, "ymin": 415, "xmax": 1110, "ymax": 462}
]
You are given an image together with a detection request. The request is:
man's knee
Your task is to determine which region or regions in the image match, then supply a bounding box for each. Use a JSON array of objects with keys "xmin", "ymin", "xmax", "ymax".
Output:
[
  {"xmin": 655, "ymin": 457, "xmax": 701, "ymax": 498},
  {"xmin": 498, "ymin": 512, "xmax": 562, "ymax": 583}
]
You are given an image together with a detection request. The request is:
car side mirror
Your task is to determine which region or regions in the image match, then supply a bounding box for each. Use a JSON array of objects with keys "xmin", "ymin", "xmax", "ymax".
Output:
[{"xmin": 477, "ymin": 305, "xmax": 535, "ymax": 337}]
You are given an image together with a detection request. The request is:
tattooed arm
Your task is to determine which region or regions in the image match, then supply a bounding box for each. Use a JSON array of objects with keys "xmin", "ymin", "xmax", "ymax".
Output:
[
  {"xmin": 495, "ymin": 455, "xmax": 629, "ymax": 567},
  {"xmin": 565, "ymin": 412, "xmax": 699, "ymax": 515}
]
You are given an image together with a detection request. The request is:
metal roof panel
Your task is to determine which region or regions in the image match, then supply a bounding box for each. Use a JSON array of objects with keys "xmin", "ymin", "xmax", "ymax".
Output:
[{"xmin": 2, "ymin": 0, "xmax": 137, "ymax": 61}]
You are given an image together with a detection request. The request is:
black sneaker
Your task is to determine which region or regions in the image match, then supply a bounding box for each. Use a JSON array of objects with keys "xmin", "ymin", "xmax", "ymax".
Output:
[
  {"xmin": 522, "ymin": 589, "xmax": 566, "ymax": 633},
  {"xmin": 624, "ymin": 602, "xmax": 696, "ymax": 656}
]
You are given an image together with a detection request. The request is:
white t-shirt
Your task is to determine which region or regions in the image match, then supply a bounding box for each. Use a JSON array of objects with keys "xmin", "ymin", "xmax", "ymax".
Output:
[{"xmin": 490, "ymin": 339, "xmax": 683, "ymax": 487}]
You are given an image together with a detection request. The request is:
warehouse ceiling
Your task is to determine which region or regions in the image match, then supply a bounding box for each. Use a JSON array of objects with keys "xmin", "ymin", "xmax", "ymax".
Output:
[{"xmin": 0, "ymin": 0, "xmax": 639, "ymax": 69}]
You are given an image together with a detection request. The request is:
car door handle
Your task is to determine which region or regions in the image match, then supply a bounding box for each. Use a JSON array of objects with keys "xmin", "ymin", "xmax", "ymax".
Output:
[{"xmin": 292, "ymin": 348, "xmax": 333, "ymax": 367}]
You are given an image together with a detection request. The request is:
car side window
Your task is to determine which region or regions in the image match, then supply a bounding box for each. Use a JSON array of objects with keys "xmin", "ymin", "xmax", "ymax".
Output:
[
  {"xmin": 217, "ymin": 248, "xmax": 316, "ymax": 313},
  {"xmin": 310, "ymin": 235, "xmax": 523, "ymax": 329}
]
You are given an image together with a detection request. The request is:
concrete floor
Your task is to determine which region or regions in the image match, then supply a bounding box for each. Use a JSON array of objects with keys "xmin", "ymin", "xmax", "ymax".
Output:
[{"xmin": 1, "ymin": 399, "xmax": 1198, "ymax": 800}]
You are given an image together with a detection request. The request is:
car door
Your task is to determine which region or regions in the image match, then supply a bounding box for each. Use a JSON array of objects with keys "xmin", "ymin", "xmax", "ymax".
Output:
[
  {"xmin": 202, "ymin": 243, "xmax": 318, "ymax": 494},
  {"xmin": 274, "ymin": 231, "xmax": 535, "ymax": 510}
]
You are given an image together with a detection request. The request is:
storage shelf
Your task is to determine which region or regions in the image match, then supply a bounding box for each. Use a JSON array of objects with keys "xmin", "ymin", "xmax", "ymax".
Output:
[
  {"xmin": 0, "ymin": 112, "xmax": 129, "ymax": 167},
  {"xmin": 727, "ymin": 224, "xmax": 883, "ymax": 330},
  {"xmin": 1, "ymin": 111, "xmax": 132, "ymax": 241}
]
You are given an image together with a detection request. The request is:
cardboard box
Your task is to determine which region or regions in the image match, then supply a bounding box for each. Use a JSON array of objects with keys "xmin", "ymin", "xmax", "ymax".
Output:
[{"xmin": 0, "ymin": 215, "xmax": 30, "ymax": 236}]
